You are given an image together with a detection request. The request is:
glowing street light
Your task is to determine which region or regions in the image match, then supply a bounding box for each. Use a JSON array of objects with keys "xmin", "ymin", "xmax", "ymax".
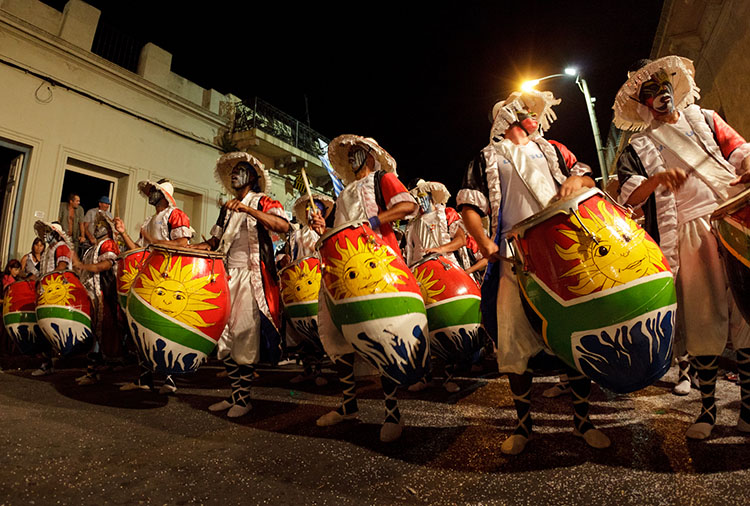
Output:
[{"xmin": 521, "ymin": 68, "xmax": 608, "ymax": 187}]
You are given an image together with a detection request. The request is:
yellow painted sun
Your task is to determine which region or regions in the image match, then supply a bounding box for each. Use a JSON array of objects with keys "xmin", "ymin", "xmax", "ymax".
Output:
[
  {"xmin": 120, "ymin": 264, "xmax": 140, "ymax": 293},
  {"xmin": 413, "ymin": 267, "xmax": 446, "ymax": 304},
  {"xmin": 2, "ymin": 293, "xmax": 11, "ymax": 315},
  {"xmin": 326, "ymin": 237, "xmax": 409, "ymax": 299},
  {"xmin": 39, "ymin": 274, "xmax": 76, "ymax": 306},
  {"xmin": 281, "ymin": 262, "xmax": 321, "ymax": 305},
  {"xmin": 555, "ymin": 200, "xmax": 667, "ymax": 295},
  {"xmin": 133, "ymin": 256, "xmax": 219, "ymax": 327}
]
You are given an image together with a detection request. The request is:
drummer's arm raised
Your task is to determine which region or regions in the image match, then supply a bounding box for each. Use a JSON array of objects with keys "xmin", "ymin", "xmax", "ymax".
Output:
[
  {"xmin": 114, "ymin": 218, "xmax": 139, "ymax": 251},
  {"xmin": 461, "ymin": 207, "xmax": 498, "ymax": 261}
]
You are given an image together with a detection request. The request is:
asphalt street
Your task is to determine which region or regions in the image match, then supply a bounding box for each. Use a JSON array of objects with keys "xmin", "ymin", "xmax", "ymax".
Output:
[{"xmin": 1, "ymin": 359, "xmax": 749, "ymax": 505}]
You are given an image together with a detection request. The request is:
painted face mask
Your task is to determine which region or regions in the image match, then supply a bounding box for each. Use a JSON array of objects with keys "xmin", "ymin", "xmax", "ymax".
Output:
[
  {"xmin": 417, "ymin": 192, "xmax": 433, "ymax": 213},
  {"xmin": 348, "ymin": 146, "xmax": 370, "ymax": 174},
  {"xmin": 638, "ymin": 70, "xmax": 675, "ymax": 114},
  {"xmin": 306, "ymin": 200, "xmax": 327, "ymax": 222},
  {"xmin": 231, "ymin": 163, "xmax": 253, "ymax": 189},
  {"xmin": 94, "ymin": 223, "xmax": 108, "ymax": 239},
  {"xmin": 517, "ymin": 111, "xmax": 539, "ymax": 135},
  {"xmin": 44, "ymin": 232, "xmax": 56, "ymax": 245},
  {"xmin": 148, "ymin": 188, "xmax": 163, "ymax": 206}
]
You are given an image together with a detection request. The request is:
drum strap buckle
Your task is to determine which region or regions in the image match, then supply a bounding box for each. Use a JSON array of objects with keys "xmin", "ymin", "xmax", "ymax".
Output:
[{"xmin": 570, "ymin": 208, "xmax": 600, "ymax": 245}]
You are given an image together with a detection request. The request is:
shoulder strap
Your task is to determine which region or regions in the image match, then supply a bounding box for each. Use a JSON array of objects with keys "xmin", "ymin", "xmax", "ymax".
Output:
[
  {"xmin": 373, "ymin": 170, "xmax": 387, "ymax": 210},
  {"xmin": 551, "ymin": 144, "xmax": 571, "ymax": 177}
]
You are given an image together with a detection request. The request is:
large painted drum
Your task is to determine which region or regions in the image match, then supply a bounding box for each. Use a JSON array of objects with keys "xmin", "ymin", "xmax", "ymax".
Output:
[
  {"xmin": 279, "ymin": 256, "xmax": 322, "ymax": 342},
  {"xmin": 36, "ymin": 270, "xmax": 93, "ymax": 355},
  {"xmin": 3, "ymin": 281, "xmax": 47, "ymax": 355},
  {"xmin": 116, "ymin": 247, "xmax": 149, "ymax": 310},
  {"xmin": 508, "ymin": 187, "xmax": 676, "ymax": 393},
  {"xmin": 317, "ymin": 220, "xmax": 430, "ymax": 385},
  {"xmin": 711, "ymin": 186, "xmax": 750, "ymax": 323},
  {"xmin": 411, "ymin": 253, "xmax": 484, "ymax": 367},
  {"xmin": 125, "ymin": 245, "xmax": 230, "ymax": 374}
]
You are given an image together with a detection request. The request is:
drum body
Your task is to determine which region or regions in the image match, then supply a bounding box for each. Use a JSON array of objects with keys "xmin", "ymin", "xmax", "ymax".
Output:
[
  {"xmin": 125, "ymin": 245, "xmax": 230, "ymax": 374},
  {"xmin": 3, "ymin": 281, "xmax": 47, "ymax": 354},
  {"xmin": 116, "ymin": 247, "xmax": 149, "ymax": 310},
  {"xmin": 280, "ymin": 256, "xmax": 322, "ymax": 344},
  {"xmin": 317, "ymin": 221, "xmax": 429, "ymax": 385},
  {"xmin": 411, "ymin": 253, "xmax": 484, "ymax": 367},
  {"xmin": 711, "ymin": 187, "xmax": 750, "ymax": 323},
  {"xmin": 508, "ymin": 188, "xmax": 676, "ymax": 393},
  {"xmin": 36, "ymin": 271, "xmax": 93, "ymax": 355}
]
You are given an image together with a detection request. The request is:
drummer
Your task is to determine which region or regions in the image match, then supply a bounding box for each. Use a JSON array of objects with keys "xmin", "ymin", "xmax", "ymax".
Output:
[
  {"xmin": 310, "ymin": 135, "xmax": 418, "ymax": 443},
  {"xmin": 72, "ymin": 211, "xmax": 121, "ymax": 385},
  {"xmin": 613, "ymin": 56, "xmax": 750, "ymax": 439},
  {"xmin": 285, "ymin": 193, "xmax": 335, "ymax": 387},
  {"xmin": 190, "ymin": 152, "xmax": 289, "ymax": 418},
  {"xmin": 114, "ymin": 178, "xmax": 193, "ymax": 394},
  {"xmin": 457, "ymin": 88, "xmax": 607, "ymax": 455},
  {"xmin": 31, "ymin": 220, "xmax": 76, "ymax": 376}
]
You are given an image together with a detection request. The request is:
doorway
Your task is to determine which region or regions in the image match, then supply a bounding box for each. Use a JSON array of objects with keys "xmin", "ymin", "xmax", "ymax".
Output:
[{"xmin": 0, "ymin": 142, "xmax": 30, "ymax": 268}]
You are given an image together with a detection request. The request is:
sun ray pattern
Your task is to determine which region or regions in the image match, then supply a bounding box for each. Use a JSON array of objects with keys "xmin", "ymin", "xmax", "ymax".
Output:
[{"xmin": 413, "ymin": 267, "xmax": 446, "ymax": 304}]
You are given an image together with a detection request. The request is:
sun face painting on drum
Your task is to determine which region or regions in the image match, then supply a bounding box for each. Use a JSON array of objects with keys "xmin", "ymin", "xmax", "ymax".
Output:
[
  {"xmin": 35, "ymin": 271, "xmax": 93, "ymax": 356},
  {"xmin": 510, "ymin": 188, "xmax": 676, "ymax": 393}
]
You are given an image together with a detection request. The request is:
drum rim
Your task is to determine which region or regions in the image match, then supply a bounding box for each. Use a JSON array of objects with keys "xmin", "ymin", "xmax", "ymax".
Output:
[
  {"xmin": 148, "ymin": 244, "xmax": 226, "ymax": 259},
  {"xmin": 116, "ymin": 246, "xmax": 149, "ymax": 260},
  {"xmin": 278, "ymin": 255, "xmax": 320, "ymax": 276},
  {"xmin": 316, "ymin": 219, "xmax": 370, "ymax": 251},
  {"xmin": 509, "ymin": 187, "xmax": 605, "ymax": 238},
  {"xmin": 710, "ymin": 185, "xmax": 750, "ymax": 222},
  {"xmin": 408, "ymin": 252, "xmax": 442, "ymax": 270}
]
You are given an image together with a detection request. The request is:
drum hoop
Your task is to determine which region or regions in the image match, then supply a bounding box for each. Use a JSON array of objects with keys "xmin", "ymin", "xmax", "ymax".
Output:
[
  {"xmin": 315, "ymin": 219, "xmax": 370, "ymax": 251},
  {"xmin": 36, "ymin": 269, "xmax": 82, "ymax": 289},
  {"xmin": 278, "ymin": 255, "xmax": 320, "ymax": 277},
  {"xmin": 710, "ymin": 186, "xmax": 750, "ymax": 222},
  {"xmin": 148, "ymin": 244, "xmax": 226, "ymax": 260},
  {"xmin": 509, "ymin": 187, "xmax": 606, "ymax": 239},
  {"xmin": 408, "ymin": 252, "xmax": 442, "ymax": 270},
  {"xmin": 116, "ymin": 247, "xmax": 149, "ymax": 261}
]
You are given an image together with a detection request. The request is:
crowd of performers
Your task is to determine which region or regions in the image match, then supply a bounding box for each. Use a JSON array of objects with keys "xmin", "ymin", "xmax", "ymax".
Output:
[{"xmin": 3, "ymin": 55, "xmax": 750, "ymax": 452}]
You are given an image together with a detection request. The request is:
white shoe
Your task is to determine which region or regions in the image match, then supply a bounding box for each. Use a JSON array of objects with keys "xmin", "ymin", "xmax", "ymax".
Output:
[
  {"xmin": 686, "ymin": 422, "xmax": 714, "ymax": 440},
  {"xmin": 407, "ymin": 380, "xmax": 428, "ymax": 392},
  {"xmin": 542, "ymin": 383, "xmax": 571, "ymax": 398},
  {"xmin": 120, "ymin": 381, "xmax": 151, "ymax": 391},
  {"xmin": 227, "ymin": 403, "xmax": 252, "ymax": 418},
  {"xmin": 158, "ymin": 383, "xmax": 177, "ymax": 395},
  {"xmin": 76, "ymin": 374, "xmax": 100, "ymax": 386},
  {"xmin": 316, "ymin": 410, "xmax": 358, "ymax": 427},
  {"xmin": 31, "ymin": 367, "xmax": 53, "ymax": 377},
  {"xmin": 443, "ymin": 381, "xmax": 460, "ymax": 393},
  {"xmin": 208, "ymin": 399, "xmax": 233, "ymax": 412},
  {"xmin": 574, "ymin": 428, "xmax": 611, "ymax": 449},
  {"xmin": 380, "ymin": 421, "xmax": 403, "ymax": 443},
  {"xmin": 501, "ymin": 434, "xmax": 528, "ymax": 455},
  {"xmin": 672, "ymin": 378, "xmax": 691, "ymax": 396}
]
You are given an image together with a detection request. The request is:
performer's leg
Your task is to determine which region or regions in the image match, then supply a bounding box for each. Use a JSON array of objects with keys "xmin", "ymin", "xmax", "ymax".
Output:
[
  {"xmin": 568, "ymin": 371, "xmax": 610, "ymax": 448},
  {"xmin": 209, "ymin": 357, "xmax": 241, "ymax": 412},
  {"xmin": 316, "ymin": 353, "xmax": 359, "ymax": 426},
  {"xmin": 120, "ymin": 355, "xmax": 153, "ymax": 391},
  {"xmin": 736, "ymin": 348, "xmax": 750, "ymax": 432},
  {"xmin": 443, "ymin": 363, "xmax": 460, "ymax": 393},
  {"xmin": 380, "ymin": 375, "xmax": 403, "ymax": 443},
  {"xmin": 501, "ymin": 372, "xmax": 533, "ymax": 455},
  {"xmin": 686, "ymin": 355, "xmax": 718, "ymax": 439},
  {"xmin": 227, "ymin": 363, "xmax": 255, "ymax": 418},
  {"xmin": 158, "ymin": 374, "xmax": 177, "ymax": 395}
]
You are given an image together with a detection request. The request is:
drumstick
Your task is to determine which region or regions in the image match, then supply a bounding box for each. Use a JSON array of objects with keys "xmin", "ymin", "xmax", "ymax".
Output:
[{"xmin": 300, "ymin": 167, "xmax": 317, "ymax": 212}]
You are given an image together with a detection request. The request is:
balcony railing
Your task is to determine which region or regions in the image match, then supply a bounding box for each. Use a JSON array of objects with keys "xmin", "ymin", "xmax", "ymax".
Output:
[{"xmin": 234, "ymin": 98, "xmax": 329, "ymax": 157}]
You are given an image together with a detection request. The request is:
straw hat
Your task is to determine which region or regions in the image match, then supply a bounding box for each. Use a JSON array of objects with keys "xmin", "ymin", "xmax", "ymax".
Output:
[
  {"xmin": 34, "ymin": 220, "xmax": 72, "ymax": 245},
  {"xmin": 138, "ymin": 179, "xmax": 178, "ymax": 207},
  {"xmin": 409, "ymin": 179, "xmax": 450, "ymax": 206},
  {"xmin": 612, "ymin": 55, "xmax": 699, "ymax": 132},
  {"xmin": 214, "ymin": 151, "xmax": 270, "ymax": 196},
  {"xmin": 490, "ymin": 89, "xmax": 561, "ymax": 140},
  {"xmin": 327, "ymin": 135, "xmax": 397, "ymax": 185},
  {"xmin": 292, "ymin": 193, "xmax": 335, "ymax": 225}
]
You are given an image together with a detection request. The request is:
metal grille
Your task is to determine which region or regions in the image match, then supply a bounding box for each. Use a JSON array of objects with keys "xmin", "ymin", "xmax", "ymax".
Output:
[{"xmin": 91, "ymin": 19, "xmax": 144, "ymax": 73}]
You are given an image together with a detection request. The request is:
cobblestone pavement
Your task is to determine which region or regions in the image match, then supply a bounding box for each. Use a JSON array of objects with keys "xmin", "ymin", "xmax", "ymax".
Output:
[{"xmin": 1, "ymin": 360, "xmax": 749, "ymax": 505}]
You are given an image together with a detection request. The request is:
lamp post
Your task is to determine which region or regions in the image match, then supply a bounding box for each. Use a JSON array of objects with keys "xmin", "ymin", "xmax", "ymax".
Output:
[{"xmin": 521, "ymin": 68, "xmax": 608, "ymax": 187}]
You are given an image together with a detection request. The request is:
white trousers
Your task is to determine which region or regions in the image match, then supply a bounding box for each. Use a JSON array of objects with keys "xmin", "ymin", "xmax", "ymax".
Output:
[
  {"xmin": 317, "ymin": 289, "xmax": 354, "ymax": 361},
  {"xmin": 677, "ymin": 216, "xmax": 750, "ymax": 356},
  {"xmin": 217, "ymin": 268, "xmax": 261, "ymax": 365}
]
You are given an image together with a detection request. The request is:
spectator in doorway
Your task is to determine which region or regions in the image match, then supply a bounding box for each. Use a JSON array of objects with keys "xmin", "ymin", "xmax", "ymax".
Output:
[
  {"xmin": 58, "ymin": 192, "xmax": 85, "ymax": 255},
  {"xmin": 3, "ymin": 259, "xmax": 21, "ymax": 289},
  {"xmin": 20, "ymin": 237, "xmax": 44, "ymax": 280},
  {"xmin": 83, "ymin": 196, "xmax": 113, "ymax": 251}
]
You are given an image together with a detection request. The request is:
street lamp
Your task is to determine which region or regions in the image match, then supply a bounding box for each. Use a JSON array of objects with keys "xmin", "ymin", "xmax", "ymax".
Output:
[{"xmin": 521, "ymin": 68, "xmax": 609, "ymax": 187}]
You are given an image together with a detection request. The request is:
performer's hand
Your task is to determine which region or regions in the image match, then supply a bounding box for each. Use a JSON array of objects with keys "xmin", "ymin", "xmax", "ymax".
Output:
[
  {"xmin": 187, "ymin": 242, "xmax": 211, "ymax": 251},
  {"xmin": 478, "ymin": 238, "xmax": 500, "ymax": 263},
  {"xmin": 424, "ymin": 247, "xmax": 444, "ymax": 255},
  {"xmin": 730, "ymin": 157, "xmax": 750, "ymax": 185},
  {"xmin": 310, "ymin": 211, "xmax": 326, "ymax": 235},
  {"xmin": 557, "ymin": 175, "xmax": 585, "ymax": 199},
  {"xmin": 225, "ymin": 199, "xmax": 249, "ymax": 213},
  {"xmin": 654, "ymin": 168, "xmax": 688, "ymax": 193},
  {"xmin": 114, "ymin": 217, "xmax": 126, "ymax": 235}
]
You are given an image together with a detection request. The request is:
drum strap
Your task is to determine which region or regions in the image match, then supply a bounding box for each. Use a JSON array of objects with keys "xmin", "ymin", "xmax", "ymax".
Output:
[{"xmin": 495, "ymin": 139, "xmax": 557, "ymax": 209}]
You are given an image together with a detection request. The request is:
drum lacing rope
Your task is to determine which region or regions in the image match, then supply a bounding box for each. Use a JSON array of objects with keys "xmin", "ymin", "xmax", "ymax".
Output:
[
  {"xmin": 570, "ymin": 209, "xmax": 600, "ymax": 245},
  {"xmin": 737, "ymin": 349, "xmax": 750, "ymax": 424},
  {"xmin": 691, "ymin": 355, "xmax": 718, "ymax": 426}
]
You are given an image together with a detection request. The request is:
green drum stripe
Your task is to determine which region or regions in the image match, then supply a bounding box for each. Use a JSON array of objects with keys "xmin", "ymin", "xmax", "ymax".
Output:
[
  {"xmin": 285, "ymin": 302, "xmax": 318, "ymax": 318},
  {"xmin": 328, "ymin": 295, "xmax": 426, "ymax": 326},
  {"xmin": 426, "ymin": 298, "xmax": 481, "ymax": 329},
  {"xmin": 3, "ymin": 312, "xmax": 37, "ymax": 325},
  {"xmin": 128, "ymin": 294, "xmax": 215, "ymax": 355},
  {"xmin": 36, "ymin": 306, "xmax": 91, "ymax": 327},
  {"xmin": 522, "ymin": 275, "xmax": 677, "ymax": 364}
]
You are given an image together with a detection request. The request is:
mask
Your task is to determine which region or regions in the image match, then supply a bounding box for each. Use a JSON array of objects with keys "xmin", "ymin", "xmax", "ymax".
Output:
[
  {"xmin": 44, "ymin": 232, "xmax": 55, "ymax": 245},
  {"xmin": 349, "ymin": 147, "xmax": 369, "ymax": 173},
  {"xmin": 94, "ymin": 224, "xmax": 108, "ymax": 239},
  {"xmin": 517, "ymin": 112, "xmax": 539, "ymax": 135},
  {"xmin": 231, "ymin": 164, "xmax": 252, "ymax": 189},
  {"xmin": 148, "ymin": 189, "xmax": 163, "ymax": 206},
  {"xmin": 418, "ymin": 193, "xmax": 432, "ymax": 213},
  {"xmin": 638, "ymin": 70, "xmax": 675, "ymax": 114}
]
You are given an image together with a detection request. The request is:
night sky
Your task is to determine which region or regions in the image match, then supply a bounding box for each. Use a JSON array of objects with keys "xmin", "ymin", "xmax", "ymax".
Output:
[{"xmin": 49, "ymin": 0, "xmax": 664, "ymax": 201}]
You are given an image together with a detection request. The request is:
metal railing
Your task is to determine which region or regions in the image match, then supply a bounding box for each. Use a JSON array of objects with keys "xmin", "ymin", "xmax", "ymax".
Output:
[
  {"xmin": 91, "ymin": 19, "xmax": 143, "ymax": 74},
  {"xmin": 234, "ymin": 97, "xmax": 329, "ymax": 157}
]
